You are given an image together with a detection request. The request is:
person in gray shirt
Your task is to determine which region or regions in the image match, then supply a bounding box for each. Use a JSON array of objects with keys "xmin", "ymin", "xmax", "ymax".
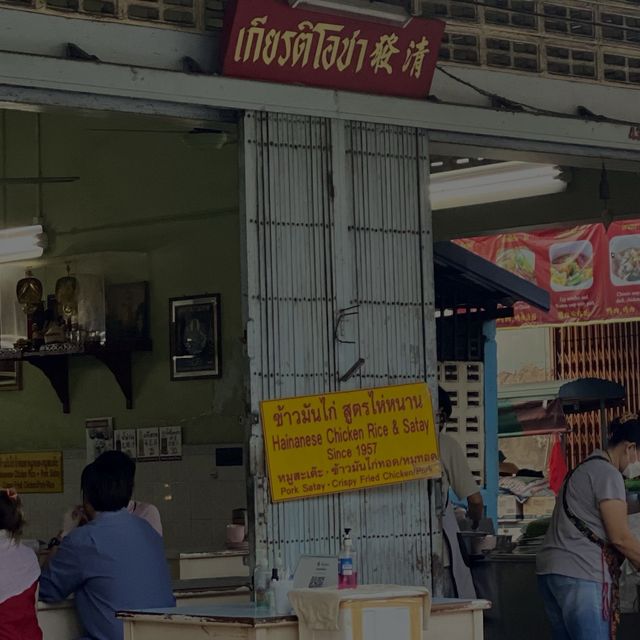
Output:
[{"xmin": 537, "ymin": 415, "xmax": 640, "ymax": 640}]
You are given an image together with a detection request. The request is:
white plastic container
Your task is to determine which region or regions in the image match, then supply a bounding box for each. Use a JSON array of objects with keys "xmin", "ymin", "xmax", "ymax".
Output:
[{"xmin": 291, "ymin": 585, "xmax": 431, "ymax": 640}]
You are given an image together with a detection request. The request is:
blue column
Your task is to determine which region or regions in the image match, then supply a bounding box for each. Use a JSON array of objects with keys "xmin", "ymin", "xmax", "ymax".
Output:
[{"xmin": 483, "ymin": 321, "xmax": 499, "ymax": 525}]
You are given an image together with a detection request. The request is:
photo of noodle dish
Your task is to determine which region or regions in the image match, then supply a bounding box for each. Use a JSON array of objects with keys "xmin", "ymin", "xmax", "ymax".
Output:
[
  {"xmin": 549, "ymin": 240, "xmax": 594, "ymax": 292},
  {"xmin": 610, "ymin": 234, "xmax": 640, "ymax": 286},
  {"xmin": 496, "ymin": 248, "xmax": 536, "ymax": 284}
]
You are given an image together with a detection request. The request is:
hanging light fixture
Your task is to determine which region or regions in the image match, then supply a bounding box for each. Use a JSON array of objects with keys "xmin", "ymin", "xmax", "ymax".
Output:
[
  {"xmin": 429, "ymin": 161, "xmax": 569, "ymax": 210},
  {"xmin": 0, "ymin": 224, "xmax": 47, "ymax": 264}
]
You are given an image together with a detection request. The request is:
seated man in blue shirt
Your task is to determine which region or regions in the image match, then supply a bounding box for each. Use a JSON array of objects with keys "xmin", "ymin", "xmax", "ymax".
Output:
[{"xmin": 39, "ymin": 459, "xmax": 175, "ymax": 640}]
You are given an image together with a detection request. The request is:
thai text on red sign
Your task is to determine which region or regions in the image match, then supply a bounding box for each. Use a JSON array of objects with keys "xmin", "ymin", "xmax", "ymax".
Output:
[
  {"xmin": 222, "ymin": 0, "xmax": 445, "ymax": 99},
  {"xmin": 458, "ymin": 219, "xmax": 640, "ymax": 327}
]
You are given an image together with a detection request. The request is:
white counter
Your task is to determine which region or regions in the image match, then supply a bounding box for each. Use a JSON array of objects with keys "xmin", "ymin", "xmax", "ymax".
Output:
[
  {"xmin": 167, "ymin": 549, "xmax": 249, "ymax": 580},
  {"xmin": 37, "ymin": 577, "xmax": 251, "ymax": 640},
  {"xmin": 118, "ymin": 598, "xmax": 491, "ymax": 640}
]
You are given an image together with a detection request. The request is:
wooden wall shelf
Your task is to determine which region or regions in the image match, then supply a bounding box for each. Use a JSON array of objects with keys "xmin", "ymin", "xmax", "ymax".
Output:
[{"xmin": 0, "ymin": 341, "xmax": 151, "ymax": 414}]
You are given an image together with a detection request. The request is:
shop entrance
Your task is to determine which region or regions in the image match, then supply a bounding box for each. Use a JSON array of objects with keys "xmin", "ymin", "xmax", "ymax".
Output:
[
  {"xmin": 0, "ymin": 105, "xmax": 247, "ymax": 562},
  {"xmin": 428, "ymin": 141, "xmax": 640, "ymax": 640}
]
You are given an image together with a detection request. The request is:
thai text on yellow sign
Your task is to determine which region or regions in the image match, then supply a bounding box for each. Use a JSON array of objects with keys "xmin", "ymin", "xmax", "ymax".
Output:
[
  {"xmin": 0, "ymin": 451, "xmax": 63, "ymax": 493},
  {"xmin": 260, "ymin": 383, "xmax": 441, "ymax": 502}
]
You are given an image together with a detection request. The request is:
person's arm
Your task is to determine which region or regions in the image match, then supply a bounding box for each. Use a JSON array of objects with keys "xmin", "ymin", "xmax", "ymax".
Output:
[
  {"xmin": 601, "ymin": 499, "xmax": 640, "ymax": 569},
  {"xmin": 441, "ymin": 434, "xmax": 484, "ymax": 524},
  {"xmin": 39, "ymin": 536, "xmax": 85, "ymax": 603},
  {"xmin": 467, "ymin": 492, "xmax": 484, "ymax": 528},
  {"xmin": 141, "ymin": 503, "xmax": 163, "ymax": 537}
]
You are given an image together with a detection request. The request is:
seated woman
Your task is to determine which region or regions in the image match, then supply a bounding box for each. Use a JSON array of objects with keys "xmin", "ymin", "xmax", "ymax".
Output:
[{"xmin": 0, "ymin": 488, "xmax": 42, "ymax": 640}]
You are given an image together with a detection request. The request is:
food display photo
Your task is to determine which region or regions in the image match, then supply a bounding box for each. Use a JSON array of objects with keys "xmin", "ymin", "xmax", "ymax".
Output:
[
  {"xmin": 549, "ymin": 240, "xmax": 594, "ymax": 292},
  {"xmin": 610, "ymin": 234, "xmax": 640, "ymax": 286},
  {"xmin": 496, "ymin": 248, "xmax": 537, "ymax": 284}
]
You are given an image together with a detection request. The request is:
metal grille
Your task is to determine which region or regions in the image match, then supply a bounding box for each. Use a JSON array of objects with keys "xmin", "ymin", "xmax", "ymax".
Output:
[
  {"xmin": 2, "ymin": 0, "xmax": 227, "ymax": 30},
  {"xmin": 344, "ymin": 121, "xmax": 439, "ymax": 586},
  {"xmin": 44, "ymin": 0, "xmax": 117, "ymax": 17},
  {"xmin": 553, "ymin": 321, "xmax": 640, "ymax": 467},
  {"xmin": 546, "ymin": 43, "xmax": 596, "ymax": 77},
  {"xmin": 426, "ymin": 0, "xmax": 640, "ymax": 86},
  {"xmin": 440, "ymin": 32, "xmax": 482, "ymax": 64},
  {"xmin": 5, "ymin": 0, "xmax": 640, "ymax": 67},
  {"xmin": 243, "ymin": 110, "xmax": 341, "ymax": 577},
  {"xmin": 487, "ymin": 36, "xmax": 539, "ymax": 71},
  {"xmin": 243, "ymin": 112, "xmax": 440, "ymax": 587}
]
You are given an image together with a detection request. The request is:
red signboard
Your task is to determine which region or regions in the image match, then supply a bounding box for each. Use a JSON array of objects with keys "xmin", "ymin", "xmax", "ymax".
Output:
[
  {"xmin": 222, "ymin": 0, "xmax": 445, "ymax": 99},
  {"xmin": 458, "ymin": 220, "xmax": 640, "ymax": 327}
]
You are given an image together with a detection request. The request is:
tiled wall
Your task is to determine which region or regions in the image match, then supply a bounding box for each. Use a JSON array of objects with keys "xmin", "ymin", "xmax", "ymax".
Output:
[{"xmin": 19, "ymin": 445, "xmax": 246, "ymax": 553}]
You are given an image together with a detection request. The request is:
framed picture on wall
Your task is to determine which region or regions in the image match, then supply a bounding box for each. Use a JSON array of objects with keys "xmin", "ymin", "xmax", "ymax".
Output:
[
  {"xmin": 169, "ymin": 294, "xmax": 222, "ymax": 381},
  {"xmin": 0, "ymin": 361, "xmax": 22, "ymax": 391},
  {"xmin": 106, "ymin": 282, "xmax": 151, "ymax": 349}
]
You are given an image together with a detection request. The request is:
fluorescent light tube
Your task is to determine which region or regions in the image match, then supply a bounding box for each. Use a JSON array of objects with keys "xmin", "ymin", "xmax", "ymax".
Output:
[
  {"xmin": 430, "ymin": 161, "xmax": 568, "ymax": 210},
  {"xmin": 0, "ymin": 225, "xmax": 47, "ymax": 263},
  {"xmin": 289, "ymin": 0, "xmax": 412, "ymax": 26}
]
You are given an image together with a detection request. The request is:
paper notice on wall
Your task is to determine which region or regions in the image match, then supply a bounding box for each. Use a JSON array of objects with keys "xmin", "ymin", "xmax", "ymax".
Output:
[
  {"xmin": 137, "ymin": 427, "xmax": 159, "ymax": 461},
  {"xmin": 159, "ymin": 426, "xmax": 182, "ymax": 460},
  {"xmin": 114, "ymin": 429, "xmax": 138, "ymax": 460},
  {"xmin": 85, "ymin": 417, "xmax": 114, "ymax": 464},
  {"xmin": 0, "ymin": 451, "xmax": 63, "ymax": 493}
]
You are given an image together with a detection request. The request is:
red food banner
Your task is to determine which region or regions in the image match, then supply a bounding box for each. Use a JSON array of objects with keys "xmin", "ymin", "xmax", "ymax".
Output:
[
  {"xmin": 458, "ymin": 220, "xmax": 640, "ymax": 327},
  {"xmin": 222, "ymin": 0, "xmax": 445, "ymax": 99}
]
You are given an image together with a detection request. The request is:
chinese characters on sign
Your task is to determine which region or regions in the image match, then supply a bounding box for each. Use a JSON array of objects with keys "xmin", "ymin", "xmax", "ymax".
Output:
[
  {"xmin": 222, "ymin": 0, "xmax": 445, "ymax": 99},
  {"xmin": 260, "ymin": 383, "xmax": 441, "ymax": 502},
  {"xmin": 0, "ymin": 452, "xmax": 63, "ymax": 493},
  {"xmin": 458, "ymin": 219, "xmax": 640, "ymax": 327}
]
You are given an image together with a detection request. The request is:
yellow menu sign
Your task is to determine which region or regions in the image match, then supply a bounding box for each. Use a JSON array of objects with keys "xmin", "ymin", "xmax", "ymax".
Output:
[
  {"xmin": 260, "ymin": 383, "xmax": 441, "ymax": 502},
  {"xmin": 0, "ymin": 452, "xmax": 63, "ymax": 493}
]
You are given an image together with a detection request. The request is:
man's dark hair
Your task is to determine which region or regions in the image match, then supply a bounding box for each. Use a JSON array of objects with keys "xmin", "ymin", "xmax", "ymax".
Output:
[
  {"xmin": 609, "ymin": 415, "xmax": 640, "ymax": 447},
  {"xmin": 438, "ymin": 386, "xmax": 453, "ymax": 419},
  {"xmin": 0, "ymin": 491, "xmax": 25, "ymax": 537},
  {"xmin": 81, "ymin": 459, "xmax": 132, "ymax": 512},
  {"xmin": 95, "ymin": 450, "xmax": 136, "ymax": 490}
]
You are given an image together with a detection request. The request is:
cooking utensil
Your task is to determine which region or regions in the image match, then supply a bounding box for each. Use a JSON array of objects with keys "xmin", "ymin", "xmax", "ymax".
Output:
[{"xmin": 458, "ymin": 531, "xmax": 497, "ymax": 556}]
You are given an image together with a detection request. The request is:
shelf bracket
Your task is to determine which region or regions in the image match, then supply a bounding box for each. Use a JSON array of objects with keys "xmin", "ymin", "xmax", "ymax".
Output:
[
  {"xmin": 26, "ymin": 355, "xmax": 71, "ymax": 414},
  {"xmin": 93, "ymin": 350, "xmax": 133, "ymax": 410}
]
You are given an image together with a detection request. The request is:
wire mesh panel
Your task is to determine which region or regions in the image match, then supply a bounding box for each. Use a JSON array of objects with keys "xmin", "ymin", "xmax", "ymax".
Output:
[
  {"xmin": 342, "ymin": 121, "xmax": 439, "ymax": 586},
  {"xmin": 242, "ymin": 112, "xmax": 439, "ymax": 587},
  {"xmin": 243, "ymin": 111, "xmax": 341, "ymax": 575},
  {"xmin": 553, "ymin": 321, "xmax": 640, "ymax": 467}
]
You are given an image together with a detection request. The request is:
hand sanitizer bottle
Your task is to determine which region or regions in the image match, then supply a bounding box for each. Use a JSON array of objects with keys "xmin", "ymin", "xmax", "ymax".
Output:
[
  {"xmin": 338, "ymin": 528, "xmax": 357, "ymax": 589},
  {"xmin": 267, "ymin": 567, "xmax": 279, "ymax": 612}
]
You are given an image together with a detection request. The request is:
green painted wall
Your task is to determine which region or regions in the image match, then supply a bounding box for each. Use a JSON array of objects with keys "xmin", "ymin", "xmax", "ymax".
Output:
[{"xmin": 0, "ymin": 109, "xmax": 245, "ymax": 450}]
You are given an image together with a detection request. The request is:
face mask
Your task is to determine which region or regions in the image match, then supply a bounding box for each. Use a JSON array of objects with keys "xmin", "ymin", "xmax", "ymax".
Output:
[
  {"xmin": 623, "ymin": 446, "xmax": 640, "ymax": 478},
  {"xmin": 624, "ymin": 460, "xmax": 640, "ymax": 479}
]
